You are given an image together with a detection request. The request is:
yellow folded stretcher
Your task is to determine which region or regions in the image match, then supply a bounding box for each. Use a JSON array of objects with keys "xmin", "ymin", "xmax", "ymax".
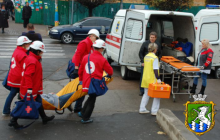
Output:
[{"xmin": 42, "ymin": 74, "xmax": 113, "ymax": 114}]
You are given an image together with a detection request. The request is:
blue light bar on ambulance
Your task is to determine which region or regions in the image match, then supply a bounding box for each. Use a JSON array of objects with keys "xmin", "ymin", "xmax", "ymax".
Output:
[{"xmin": 206, "ymin": 5, "xmax": 220, "ymax": 9}]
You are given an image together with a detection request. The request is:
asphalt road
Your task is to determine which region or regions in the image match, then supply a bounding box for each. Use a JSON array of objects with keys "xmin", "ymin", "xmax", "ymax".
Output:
[{"xmin": 0, "ymin": 35, "xmax": 219, "ymax": 140}]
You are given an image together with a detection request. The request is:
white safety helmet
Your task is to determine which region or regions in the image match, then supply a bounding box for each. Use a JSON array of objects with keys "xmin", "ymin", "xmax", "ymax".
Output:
[
  {"xmin": 93, "ymin": 39, "xmax": 106, "ymax": 49},
  {"xmin": 17, "ymin": 36, "xmax": 32, "ymax": 46},
  {"xmin": 30, "ymin": 41, "xmax": 46, "ymax": 52},
  {"xmin": 88, "ymin": 29, "xmax": 100, "ymax": 38}
]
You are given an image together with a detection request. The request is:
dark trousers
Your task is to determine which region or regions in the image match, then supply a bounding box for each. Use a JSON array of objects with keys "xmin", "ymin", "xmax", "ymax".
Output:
[
  {"xmin": 81, "ymin": 94, "xmax": 97, "ymax": 121},
  {"xmin": 3, "ymin": 87, "xmax": 19, "ymax": 114},
  {"xmin": 35, "ymin": 95, "xmax": 47, "ymax": 119},
  {"xmin": 23, "ymin": 18, "xmax": 30, "ymax": 28},
  {"xmin": 139, "ymin": 66, "xmax": 144, "ymax": 93},
  {"xmin": 74, "ymin": 96, "xmax": 85, "ymax": 111},
  {"xmin": 2, "ymin": 28, "xmax": 4, "ymax": 33}
]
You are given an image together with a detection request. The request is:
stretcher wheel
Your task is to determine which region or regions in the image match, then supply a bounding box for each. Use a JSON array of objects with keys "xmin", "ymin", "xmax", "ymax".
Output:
[{"xmin": 173, "ymin": 98, "xmax": 176, "ymax": 102}]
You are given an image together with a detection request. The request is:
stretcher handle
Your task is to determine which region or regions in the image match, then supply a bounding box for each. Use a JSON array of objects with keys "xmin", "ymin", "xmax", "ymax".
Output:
[
  {"xmin": 178, "ymin": 66, "xmax": 200, "ymax": 70},
  {"xmin": 55, "ymin": 108, "xmax": 65, "ymax": 115}
]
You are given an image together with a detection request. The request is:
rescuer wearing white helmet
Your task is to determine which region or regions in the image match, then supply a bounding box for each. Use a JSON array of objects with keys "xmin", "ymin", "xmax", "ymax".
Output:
[
  {"xmin": 9, "ymin": 40, "xmax": 55, "ymax": 129},
  {"xmin": 78, "ymin": 39, "xmax": 113, "ymax": 124},
  {"xmin": 2, "ymin": 36, "xmax": 31, "ymax": 117},
  {"xmin": 70, "ymin": 29, "xmax": 100, "ymax": 113}
]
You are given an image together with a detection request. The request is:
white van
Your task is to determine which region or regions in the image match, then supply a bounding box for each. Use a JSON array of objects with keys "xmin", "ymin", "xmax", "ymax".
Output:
[{"xmin": 105, "ymin": 9, "xmax": 220, "ymax": 79}]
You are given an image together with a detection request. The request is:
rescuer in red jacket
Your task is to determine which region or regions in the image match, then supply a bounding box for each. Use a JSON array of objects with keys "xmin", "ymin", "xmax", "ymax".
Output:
[
  {"xmin": 9, "ymin": 41, "xmax": 55, "ymax": 129},
  {"xmin": 71, "ymin": 29, "xmax": 100, "ymax": 113},
  {"xmin": 2, "ymin": 36, "xmax": 31, "ymax": 116},
  {"xmin": 78, "ymin": 39, "xmax": 113, "ymax": 124}
]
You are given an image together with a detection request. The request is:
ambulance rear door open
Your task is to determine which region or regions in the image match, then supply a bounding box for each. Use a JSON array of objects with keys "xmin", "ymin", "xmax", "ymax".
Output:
[{"xmin": 118, "ymin": 10, "xmax": 146, "ymax": 67}]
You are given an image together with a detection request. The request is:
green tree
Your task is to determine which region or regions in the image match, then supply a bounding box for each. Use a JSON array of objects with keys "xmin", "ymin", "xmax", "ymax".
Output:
[
  {"xmin": 75, "ymin": 0, "xmax": 106, "ymax": 16},
  {"xmin": 206, "ymin": 0, "xmax": 220, "ymax": 5},
  {"xmin": 142, "ymin": 0, "xmax": 193, "ymax": 11}
]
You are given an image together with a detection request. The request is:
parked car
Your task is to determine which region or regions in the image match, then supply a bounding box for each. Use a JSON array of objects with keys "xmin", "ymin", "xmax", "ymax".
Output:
[{"xmin": 49, "ymin": 17, "xmax": 112, "ymax": 44}]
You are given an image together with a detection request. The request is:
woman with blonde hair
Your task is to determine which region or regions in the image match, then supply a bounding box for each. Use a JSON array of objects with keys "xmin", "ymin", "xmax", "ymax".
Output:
[
  {"xmin": 139, "ymin": 43, "xmax": 162, "ymax": 116},
  {"xmin": 190, "ymin": 39, "xmax": 214, "ymax": 95}
]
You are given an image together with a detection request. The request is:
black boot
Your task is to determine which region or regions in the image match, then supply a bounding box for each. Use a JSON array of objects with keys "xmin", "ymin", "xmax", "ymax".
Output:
[
  {"xmin": 190, "ymin": 84, "xmax": 197, "ymax": 94},
  {"xmin": 42, "ymin": 115, "xmax": 55, "ymax": 124},
  {"xmin": 2, "ymin": 28, "xmax": 5, "ymax": 33},
  {"xmin": 8, "ymin": 118, "xmax": 23, "ymax": 129},
  {"xmin": 67, "ymin": 103, "xmax": 73, "ymax": 112},
  {"xmin": 198, "ymin": 86, "xmax": 206, "ymax": 95}
]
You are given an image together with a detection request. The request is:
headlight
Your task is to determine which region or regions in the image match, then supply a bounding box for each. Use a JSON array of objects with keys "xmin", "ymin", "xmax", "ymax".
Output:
[{"xmin": 51, "ymin": 29, "xmax": 58, "ymax": 33}]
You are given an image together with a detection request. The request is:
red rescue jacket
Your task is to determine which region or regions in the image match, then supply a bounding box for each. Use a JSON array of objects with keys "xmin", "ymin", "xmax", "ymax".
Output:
[
  {"xmin": 7, "ymin": 46, "xmax": 27, "ymax": 88},
  {"xmin": 79, "ymin": 51, "xmax": 113, "ymax": 92},
  {"xmin": 20, "ymin": 52, "xmax": 43, "ymax": 100},
  {"xmin": 72, "ymin": 37, "xmax": 93, "ymax": 67}
]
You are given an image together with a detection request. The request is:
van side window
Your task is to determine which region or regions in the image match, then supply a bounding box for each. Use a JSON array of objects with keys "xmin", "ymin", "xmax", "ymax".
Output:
[
  {"xmin": 125, "ymin": 19, "xmax": 143, "ymax": 40},
  {"xmin": 163, "ymin": 21, "xmax": 174, "ymax": 37},
  {"xmin": 200, "ymin": 23, "xmax": 219, "ymax": 42},
  {"xmin": 112, "ymin": 19, "xmax": 124, "ymax": 35}
]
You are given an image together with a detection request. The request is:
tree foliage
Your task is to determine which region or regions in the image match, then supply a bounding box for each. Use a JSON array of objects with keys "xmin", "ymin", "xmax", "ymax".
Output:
[
  {"xmin": 75, "ymin": 0, "xmax": 107, "ymax": 16},
  {"xmin": 206, "ymin": 0, "xmax": 220, "ymax": 5},
  {"xmin": 142, "ymin": 0, "xmax": 193, "ymax": 11}
]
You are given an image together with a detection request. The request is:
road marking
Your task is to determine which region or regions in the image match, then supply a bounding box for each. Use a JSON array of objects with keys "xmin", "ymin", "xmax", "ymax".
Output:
[
  {"xmin": 0, "ymin": 52, "xmax": 66, "ymax": 56},
  {"xmin": 0, "ymin": 56, "xmax": 67, "ymax": 58},
  {"xmin": 0, "ymin": 42, "xmax": 62, "ymax": 46},
  {"xmin": 0, "ymin": 38, "xmax": 54, "ymax": 41},
  {"xmin": 0, "ymin": 46, "xmax": 63, "ymax": 49},
  {"xmin": 0, "ymin": 49, "xmax": 64, "ymax": 52}
]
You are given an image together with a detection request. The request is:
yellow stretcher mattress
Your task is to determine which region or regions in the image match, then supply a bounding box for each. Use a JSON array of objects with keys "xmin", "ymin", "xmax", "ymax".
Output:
[
  {"xmin": 161, "ymin": 56, "xmax": 200, "ymax": 72},
  {"xmin": 42, "ymin": 73, "xmax": 113, "ymax": 111}
]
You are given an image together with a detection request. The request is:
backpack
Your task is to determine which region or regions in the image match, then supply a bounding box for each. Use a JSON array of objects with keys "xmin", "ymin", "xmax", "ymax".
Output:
[{"xmin": 66, "ymin": 60, "xmax": 77, "ymax": 79}]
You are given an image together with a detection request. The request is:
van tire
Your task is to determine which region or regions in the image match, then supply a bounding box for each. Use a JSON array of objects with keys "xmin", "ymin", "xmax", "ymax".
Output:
[
  {"xmin": 215, "ymin": 67, "xmax": 220, "ymax": 79},
  {"xmin": 103, "ymin": 50, "xmax": 113, "ymax": 64},
  {"xmin": 121, "ymin": 66, "xmax": 130, "ymax": 80}
]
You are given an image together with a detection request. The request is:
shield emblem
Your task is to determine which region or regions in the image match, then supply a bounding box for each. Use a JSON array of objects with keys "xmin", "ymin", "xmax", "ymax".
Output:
[{"xmin": 184, "ymin": 95, "xmax": 216, "ymax": 136}]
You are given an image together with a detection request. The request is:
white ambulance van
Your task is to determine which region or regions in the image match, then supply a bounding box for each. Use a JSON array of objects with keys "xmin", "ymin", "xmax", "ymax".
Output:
[
  {"xmin": 194, "ymin": 9, "xmax": 220, "ymax": 78},
  {"xmin": 105, "ymin": 9, "xmax": 220, "ymax": 79}
]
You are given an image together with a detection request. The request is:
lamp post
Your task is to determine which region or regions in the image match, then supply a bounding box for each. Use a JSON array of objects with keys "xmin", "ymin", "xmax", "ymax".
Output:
[
  {"xmin": 71, "ymin": 0, "xmax": 74, "ymax": 24},
  {"xmin": 120, "ymin": 0, "xmax": 123, "ymax": 9},
  {"xmin": 55, "ymin": 0, "xmax": 59, "ymax": 26}
]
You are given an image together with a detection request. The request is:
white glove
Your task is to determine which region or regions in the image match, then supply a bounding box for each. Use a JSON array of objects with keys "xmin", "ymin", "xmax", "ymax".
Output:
[
  {"xmin": 157, "ymin": 79, "xmax": 162, "ymax": 84},
  {"xmin": 200, "ymin": 66, "xmax": 204, "ymax": 70},
  {"xmin": 27, "ymin": 90, "xmax": 32, "ymax": 94}
]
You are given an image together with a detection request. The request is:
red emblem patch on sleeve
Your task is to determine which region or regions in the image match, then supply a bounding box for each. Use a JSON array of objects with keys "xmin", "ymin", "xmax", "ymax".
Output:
[{"xmin": 209, "ymin": 53, "xmax": 213, "ymax": 57}]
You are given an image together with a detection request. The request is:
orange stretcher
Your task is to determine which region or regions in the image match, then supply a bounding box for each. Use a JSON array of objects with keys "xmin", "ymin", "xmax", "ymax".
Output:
[
  {"xmin": 160, "ymin": 56, "xmax": 201, "ymax": 102},
  {"xmin": 161, "ymin": 56, "xmax": 200, "ymax": 72}
]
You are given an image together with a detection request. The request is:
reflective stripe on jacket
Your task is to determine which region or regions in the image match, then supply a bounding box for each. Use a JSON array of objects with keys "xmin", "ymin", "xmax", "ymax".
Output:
[{"xmin": 141, "ymin": 53, "xmax": 159, "ymax": 88}]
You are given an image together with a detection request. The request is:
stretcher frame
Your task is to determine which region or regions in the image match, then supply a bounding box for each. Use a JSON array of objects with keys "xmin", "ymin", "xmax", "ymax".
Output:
[{"xmin": 160, "ymin": 61, "xmax": 201, "ymax": 102}]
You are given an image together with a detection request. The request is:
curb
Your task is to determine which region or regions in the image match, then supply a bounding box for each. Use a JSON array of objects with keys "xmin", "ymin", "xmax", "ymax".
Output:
[{"xmin": 156, "ymin": 109, "xmax": 199, "ymax": 140}]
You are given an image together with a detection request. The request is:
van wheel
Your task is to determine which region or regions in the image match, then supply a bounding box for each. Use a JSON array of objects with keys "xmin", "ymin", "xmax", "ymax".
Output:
[
  {"xmin": 61, "ymin": 33, "xmax": 73, "ymax": 44},
  {"xmin": 215, "ymin": 67, "xmax": 220, "ymax": 79},
  {"xmin": 121, "ymin": 66, "xmax": 130, "ymax": 80},
  {"xmin": 103, "ymin": 50, "xmax": 113, "ymax": 64}
]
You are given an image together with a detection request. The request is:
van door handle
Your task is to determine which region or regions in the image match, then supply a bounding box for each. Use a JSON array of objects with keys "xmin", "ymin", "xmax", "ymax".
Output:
[{"xmin": 212, "ymin": 44, "xmax": 219, "ymax": 46}]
